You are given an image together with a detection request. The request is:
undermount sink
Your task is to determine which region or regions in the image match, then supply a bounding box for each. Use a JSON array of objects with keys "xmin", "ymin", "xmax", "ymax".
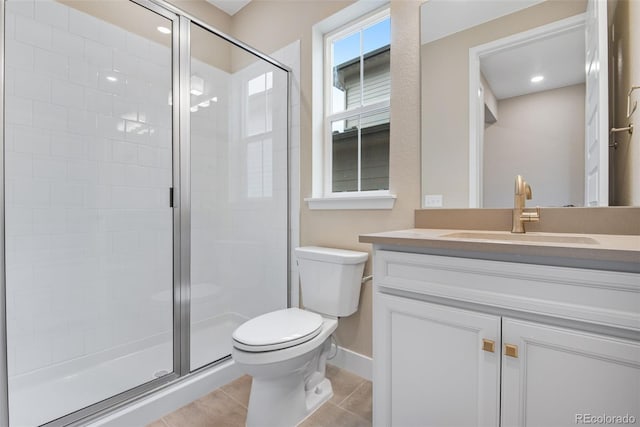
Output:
[{"xmin": 441, "ymin": 231, "xmax": 600, "ymax": 245}]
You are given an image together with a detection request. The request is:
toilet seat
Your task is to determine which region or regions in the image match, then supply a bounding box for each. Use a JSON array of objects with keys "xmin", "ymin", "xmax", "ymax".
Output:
[{"xmin": 232, "ymin": 308, "xmax": 323, "ymax": 352}]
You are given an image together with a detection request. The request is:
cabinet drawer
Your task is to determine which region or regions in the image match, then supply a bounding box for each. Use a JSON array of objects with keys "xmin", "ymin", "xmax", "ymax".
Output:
[{"xmin": 374, "ymin": 250, "xmax": 640, "ymax": 332}]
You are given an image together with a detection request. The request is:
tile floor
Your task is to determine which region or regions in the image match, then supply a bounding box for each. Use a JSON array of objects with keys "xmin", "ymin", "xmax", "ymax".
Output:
[{"xmin": 147, "ymin": 365, "xmax": 372, "ymax": 427}]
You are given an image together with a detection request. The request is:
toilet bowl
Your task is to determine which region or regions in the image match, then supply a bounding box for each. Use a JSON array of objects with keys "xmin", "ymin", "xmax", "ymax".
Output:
[
  {"xmin": 231, "ymin": 246, "xmax": 368, "ymax": 427},
  {"xmin": 232, "ymin": 309, "xmax": 338, "ymax": 427}
]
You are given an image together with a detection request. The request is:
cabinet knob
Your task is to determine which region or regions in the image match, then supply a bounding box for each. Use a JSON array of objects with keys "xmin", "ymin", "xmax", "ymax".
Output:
[
  {"xmin": 504, "ymin": 343, "xmax": 519, "ymax": 358},
  {"xmin": 482, "ymin": 338, "xmax": 495, "ymax": 353}
]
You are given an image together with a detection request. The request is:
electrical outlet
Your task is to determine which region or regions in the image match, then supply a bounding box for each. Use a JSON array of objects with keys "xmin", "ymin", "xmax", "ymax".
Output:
[{"xmin": 424, "ymin": 194, "xmax": 443, "ymax": 207}]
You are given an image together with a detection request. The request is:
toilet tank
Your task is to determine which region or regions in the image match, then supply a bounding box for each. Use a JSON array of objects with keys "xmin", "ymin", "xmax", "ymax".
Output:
[{"xmin": 295, "ymin": 246, "xmax": 368, "ymax": 317}]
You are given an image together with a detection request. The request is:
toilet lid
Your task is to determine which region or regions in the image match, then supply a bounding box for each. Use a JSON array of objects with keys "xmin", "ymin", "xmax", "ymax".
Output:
[{"xmin": 232, "ymin": 308, "xmax": 323, "ymax": 352}]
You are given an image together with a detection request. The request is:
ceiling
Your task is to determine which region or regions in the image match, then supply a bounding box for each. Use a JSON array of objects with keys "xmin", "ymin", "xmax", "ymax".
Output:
[
  {"xmin": 480, "ymin": 26, "xmax": 585, "ymax": 100},
  {"xmin": 420, "ymin": 0, "xmax": 544, "ymax": 45},
  {"xmin": 205, "ymin": 0, "xmax": 252, "ymax": 16}
]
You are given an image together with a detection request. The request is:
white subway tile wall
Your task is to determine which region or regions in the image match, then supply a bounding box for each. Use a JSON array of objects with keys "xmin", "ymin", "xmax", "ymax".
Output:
[{"xmin": 5, "ymin": 0, "xmax": 174, "ymax": 381}]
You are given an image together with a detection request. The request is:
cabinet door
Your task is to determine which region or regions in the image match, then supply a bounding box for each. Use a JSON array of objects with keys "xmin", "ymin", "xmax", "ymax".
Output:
[
  {"xmin": 501, "ymin": 318, "xmax": 640, "ymax": 427},
  {"xmin": 374, "ymin": 293, "xmax": 501, "ymax": 427}
]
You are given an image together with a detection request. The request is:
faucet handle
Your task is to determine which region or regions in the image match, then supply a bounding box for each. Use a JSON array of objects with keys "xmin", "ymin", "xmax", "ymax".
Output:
[{"xmin": 521, "ymin": 206, "xmax": 541, "ymax": 222}]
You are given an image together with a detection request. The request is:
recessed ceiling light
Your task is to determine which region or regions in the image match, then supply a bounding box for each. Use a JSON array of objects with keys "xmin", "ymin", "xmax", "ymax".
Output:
[
  {"xmin": 157, "ymin": 26, "xmax": 171, "ymax": 34},
  {"xmin": 531, "ymin": 75, "xmax": 544, "ymax": 83}
]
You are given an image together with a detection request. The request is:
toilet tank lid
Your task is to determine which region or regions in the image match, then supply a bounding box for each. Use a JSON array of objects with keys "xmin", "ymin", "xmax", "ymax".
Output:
[{"xmin": 295, "ymin": 246, "xmax": 368, "ymax": 265}]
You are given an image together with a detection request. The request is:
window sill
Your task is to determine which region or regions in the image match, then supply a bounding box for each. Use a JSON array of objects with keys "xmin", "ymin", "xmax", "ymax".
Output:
[{"xmin": 305, "ymin": 194, "xmax": 397, "ymax": 210}]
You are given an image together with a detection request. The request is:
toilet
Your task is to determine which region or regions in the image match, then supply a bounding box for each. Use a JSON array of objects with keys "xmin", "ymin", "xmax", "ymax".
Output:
[{"xmin": 231, "ymin": 246, "xmax": 368, "ymax": 427}]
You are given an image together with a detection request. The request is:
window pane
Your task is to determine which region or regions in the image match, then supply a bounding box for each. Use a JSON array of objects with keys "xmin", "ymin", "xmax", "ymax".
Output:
[
  {"xmin": 363, "ymin": 18, "xmax": 390, "ymax": 55},
  {"xmin": 332, "ymin": 116, "xmax": 359, "ymax": 192},
  {"xmin": 332, "ymin": 32, "xmax": 360, "ymax": 114},
  {"xmin": 361, "ymin": 111, "xmax": 390, "ymax": 191},
  {"xmin": 363, "ymin": 18, "xmax": 390, "ymax": 106}
]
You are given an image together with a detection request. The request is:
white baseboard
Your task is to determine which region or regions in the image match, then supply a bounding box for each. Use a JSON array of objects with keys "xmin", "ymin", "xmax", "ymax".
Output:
[
  {"xmin": 329, "ymin": 346, "xmax": 372, "ymax": 381},
  {"xmin": 89, "ymin": 360, "xmax": 242, "ymax": 427}
]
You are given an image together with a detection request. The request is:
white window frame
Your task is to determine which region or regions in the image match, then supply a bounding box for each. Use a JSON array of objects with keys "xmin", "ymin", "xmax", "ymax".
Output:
[
  {"xmin": 306, "ymin": 7, "xmax": 395, "ymax": 209},
  {"xmin": 324, "ymin": 8, "xmax": 390, "ymax": 195}
]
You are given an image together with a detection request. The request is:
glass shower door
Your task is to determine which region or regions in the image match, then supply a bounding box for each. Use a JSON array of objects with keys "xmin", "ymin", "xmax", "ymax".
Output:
[
  {"xmin": 188, "ymin": 22, "xmax": 289, "ymax": 370},
  {"xmin": 3, "ymin": 1, "xmax": 176, "ymax": 424}
]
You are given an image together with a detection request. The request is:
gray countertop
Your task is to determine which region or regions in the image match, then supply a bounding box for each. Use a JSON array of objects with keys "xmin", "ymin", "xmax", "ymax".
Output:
[{"xmin": 360, "ymin": 229, "xmax": 640, "ymax": 272}]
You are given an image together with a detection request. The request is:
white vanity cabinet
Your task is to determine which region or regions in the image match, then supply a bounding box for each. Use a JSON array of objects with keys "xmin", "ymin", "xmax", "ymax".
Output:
[
  {"xmin": 501, "ymin": 318, "xmax": 640, "ymax": 427},
  {"xmin": 376, "ymin": 294, "xmax": 501, "ymax": 426},
  {"xmin": 372, "ymin": 249, "xmax": 640, "ymax": 427}
]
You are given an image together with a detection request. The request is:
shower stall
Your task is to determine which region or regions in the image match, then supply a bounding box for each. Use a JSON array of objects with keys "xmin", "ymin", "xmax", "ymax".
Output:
[{"xmin": 0, "ymin": 0, "xmax": 290, "ymax": 425}]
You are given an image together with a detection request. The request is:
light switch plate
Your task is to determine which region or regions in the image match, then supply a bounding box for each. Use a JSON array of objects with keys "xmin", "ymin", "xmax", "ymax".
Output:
[{"xmin": 424, "ymin": 194, "xmax": 443, "ymax": 207}]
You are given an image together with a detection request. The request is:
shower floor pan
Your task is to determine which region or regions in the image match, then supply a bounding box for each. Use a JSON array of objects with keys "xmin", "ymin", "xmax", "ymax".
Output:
[{"xmin": 8, "ymin": 313, "xmax": 245, "ymax": 427}]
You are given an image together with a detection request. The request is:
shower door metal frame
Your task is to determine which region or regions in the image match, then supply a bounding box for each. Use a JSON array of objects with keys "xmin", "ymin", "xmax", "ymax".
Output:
[
  {"xmin": 177, "ymin": 13, "xmax": 191, "ymax": 377},
  {"xmin": 0, "ymin": 0, "xmax": 292, "ymax": 425},
  {"xmin": 0, "ymin": 0, "xmax": 9, "ymax": 425}
]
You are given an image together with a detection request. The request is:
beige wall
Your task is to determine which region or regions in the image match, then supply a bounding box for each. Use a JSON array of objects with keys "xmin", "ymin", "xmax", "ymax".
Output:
[
  {"xmin": 611, "ymin": 0, "xmax": 640, "ymax": 206},
  {"xmin": 167, "ymin": 0, "xmax": 231, "ymax": 33},
  {"xmin": 232, "ymin": 1, "xmax": 353, "ymax": 56},
  {"xmin": 483, "ymin": 84, "xmax": 585, "ymax": 208},
  {"xmin": 421, "ymin": 0, "xmax": 587, "ymax": 207},
  {"xmin": 232, "ymin": 0, "xmax": 421, "ymax": 358},
  {"xmin": 163, "ymin": 0, "xmax": 234, "ymax": 72},
  {"xmin": 230, "ymin": 1, "xmax": 352, "ymax": 72}
]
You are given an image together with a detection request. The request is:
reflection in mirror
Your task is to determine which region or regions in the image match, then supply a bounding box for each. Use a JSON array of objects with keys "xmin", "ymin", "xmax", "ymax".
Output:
[
  {"xmin": 476, "ymin": 16, "xmax": 586, "ymax": 208},
  {"xmin": 420, "ymin": 0, "xmax": 639, "ymax": 208}
]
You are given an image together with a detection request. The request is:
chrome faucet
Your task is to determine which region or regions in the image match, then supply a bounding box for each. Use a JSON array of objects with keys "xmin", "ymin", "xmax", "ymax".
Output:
[{"xmin": 512, "ymin": 175, "xmax": 540, "ymax": 233}]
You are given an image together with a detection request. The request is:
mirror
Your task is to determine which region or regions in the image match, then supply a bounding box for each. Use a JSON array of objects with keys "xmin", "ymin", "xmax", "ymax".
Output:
[{"xmin": 420, "ymin": 0, "xmax": 639, "ymax": 208}]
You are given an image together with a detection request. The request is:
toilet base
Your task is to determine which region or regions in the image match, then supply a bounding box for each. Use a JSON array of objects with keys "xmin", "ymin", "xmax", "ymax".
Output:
[
  {"xmin": 301, "ymin": 377, "xmax": 333, "ymax": 422},
  {"xmin": 245, "ymin": 369, "xmax": 333, "ymax": 427}
]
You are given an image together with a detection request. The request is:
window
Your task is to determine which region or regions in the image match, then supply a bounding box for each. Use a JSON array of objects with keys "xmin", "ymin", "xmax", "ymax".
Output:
[{"xmin": 325, "ymin": 10, "xmax": 391, "ymax": 195}]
